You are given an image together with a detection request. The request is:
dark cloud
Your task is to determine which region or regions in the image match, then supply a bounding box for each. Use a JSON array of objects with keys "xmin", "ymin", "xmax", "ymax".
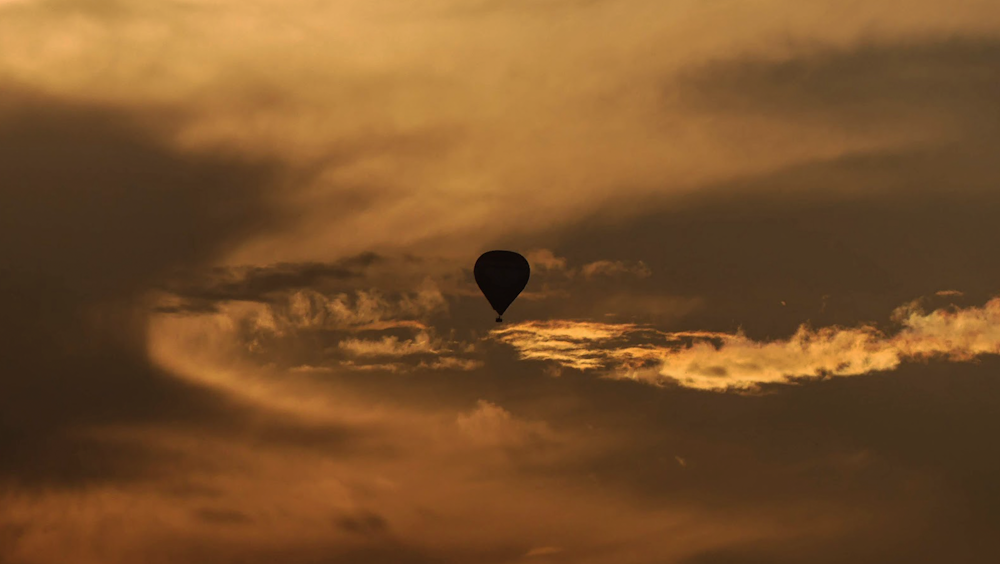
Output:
[
  {"xmin": 194, "ymin": 507, "xmax": 255, "ymax": 525},
  {"xmin": 491, "ymin": 172, "xmax": 1000, "ymax": 337},
  {"xmin": 675, "ymin": 36, "xmax": 1000, "ymax": 136},
  {"xmin": 156, "ymin": 539, "xmax": 446, "ymax": 564},
  {"xmin": 681, "ymin": 509, "xmax": 989, "ymax": 564},
  {"xmin": 4, "ymin": 29, "xmax": 1000, "ymax": 564},
  {"xmin": 523, "ymin": 35, "xmax": 1000, "ymax": 338},
  {"xmin": 403, "ymin": 39, "xmax": 1000, "ymax": 559},
  {"xmin": 159, "ymin": 252, "xmax": 382, "ymax": 312},
  {"xmin": 0, "ymin": 522, "xmax": 28, "ymax": 548},
  {"xmin": 419, "ymin": 350, "xmax": 999, "ymax": 561},
  {"xmin": 336, "ymin": 510, "xmax": 389, "ymax": 536},
  {"xmin": 0, "ymin": 87, "xmax": 279, "ymax": 298},
  {"xmin": 0, "ymin": 85, "xmax": 287, "ymax": 486}
]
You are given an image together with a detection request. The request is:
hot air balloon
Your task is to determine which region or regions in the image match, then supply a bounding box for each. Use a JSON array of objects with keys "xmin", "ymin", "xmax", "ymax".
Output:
[{"xmin": 474, "ymin": 250, "xmax": 530, "ymax": 322}]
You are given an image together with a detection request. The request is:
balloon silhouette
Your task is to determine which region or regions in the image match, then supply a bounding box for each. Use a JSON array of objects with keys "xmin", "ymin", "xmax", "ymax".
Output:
[{"xmin": 474, "ymin": 250, "xmax": 530, "ymax": 322}]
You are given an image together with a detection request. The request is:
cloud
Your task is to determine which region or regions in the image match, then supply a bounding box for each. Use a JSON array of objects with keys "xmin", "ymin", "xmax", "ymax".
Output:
[
  {"xmin": 287, "ymin": 281, "xmax": 448, "ymax": 330},
  {"xmin": 5, "ymin": 7, "xmax": 1000, "ymax": 564},
  {"xmin": 525, "ymin": 35, "xmax": 1000, "ymax": 338},
  {"xmin": 522, "ymin": 249, "xmax": 651, "ymax": 280},
  {"xmin": 588, "ymin": 293, "xmax": 704, "ymax": 321},
  {"xmin": 339, "ymin": 332, "xmax": 438, "ymax": 357},
  {"xmin": 417, "ymin": 357, "xmax": 483, "ymax": 371},
  {"xmin": 148, "ymin": 277, "xmax": 472, "ymax": 391},
  {"xmin": 151, "ymin": 246, "xmax": 662, "ymax": 379},
  {"xmin": 494, "ymin": 296, "xmax": 1000, "ymax": 391},
  {"xmin": 1, "ymin": 0, "xmax": 132, "ymax": 17},
  {"xmin": 493, "ymin": 321, "xmax": 658, "ymax": 370},
  {"xmin": 676, "ymin": 37, "xmax": 1000, "ymax": 137},
  {"xmin": 335, "ymin": 510, "xmax": 389, "ymax": 536},
  {"xmin": 208, "ymin": 281, "xmax": 448, "ymax": 336},
  {"xmin": 0, "ymin": 86, "xmax": 285, "ymax": 485},
  {"xmin": 456, "ymin": 400, "xmax": 554, "ymax": 448},
  {"xmin": 525, "ymin": 546, "xmax": 564, "ymax": 557},
  {"xmin": 580, "ymin": 259, "xmax": 652, "ymax": 279},
  {"xmin": 890, "ymin": 298, "xmax": 1000, "ymax": 361},
  {"xmin": 0, "ymin": 87, "xmax": 281, "ymax": 299},
  {"xmin": 194, "ymin": 507, "xmax": 254, "ymax": 525},
  {"xmin": 526, "ymin": 249, "xmax": 568, "ymax": 271},
  {"xmin": 159, "ymin": 253, "xmax": 382, "ymax": 311},
  {"xmin": 0, "ymin": 409, "xmax": 818, "ymax": 564},
  {"xmin": 653, "ymin": 326, "xmax": 897, "ymax": 390}
]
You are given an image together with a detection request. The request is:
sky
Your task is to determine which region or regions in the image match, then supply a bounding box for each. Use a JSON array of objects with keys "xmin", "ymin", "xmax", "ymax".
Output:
[{"xmin": 2, "ymin": 0, "xmax": 1000, "ymax": 562}]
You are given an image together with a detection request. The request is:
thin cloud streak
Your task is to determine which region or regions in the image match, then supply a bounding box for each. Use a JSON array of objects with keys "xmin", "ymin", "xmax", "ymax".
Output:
[
  {"xmin": 524, "ymin": 248, "xmax": 652, "ymax": 280},
  {"xmin": 494, "ymin": 296, "xmax": 1000, "ymax": 390}
]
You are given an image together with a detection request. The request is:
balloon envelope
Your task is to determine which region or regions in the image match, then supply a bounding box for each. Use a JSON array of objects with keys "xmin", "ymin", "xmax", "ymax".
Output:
[{"xmin": 474, "ymin": 250, "xmax": 530, "ymax": 321}]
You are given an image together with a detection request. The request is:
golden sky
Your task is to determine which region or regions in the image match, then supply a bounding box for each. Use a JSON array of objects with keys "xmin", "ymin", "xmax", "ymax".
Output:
[{"xmin": 3, "ymin": 1, "xmax": 1000, "ymax": 562}]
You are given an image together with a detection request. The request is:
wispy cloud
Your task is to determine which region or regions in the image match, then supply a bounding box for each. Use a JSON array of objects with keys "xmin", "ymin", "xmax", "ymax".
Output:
[
  {"xmin": 579, "ymin": 259, "xmax": 651, "ymax": 279},
  {"xmin": 417, "ymin": 357, "xmax": 483, "ymax": 371},
  {"xmin": 150, "ymin": 273, "xmax": 476, "ymax": 382},
  {"xmin": 158, "ymin": 254, "xmax": 382, "ymax": 311},
  {"xmin": 525, "ymin": 546, "xmax": 564, "ymax": 557},
  {"xmin": 494, "ymin": 296, "xmax": 1000, "ymax": 391},
  {"xmin": 456, "ymin": 400, "xmax": 554, "ymax": 448},
  {"xmin": 339, "ymin": 332, "xmax": 439, "ymax": 357},
  {"xmin": 525, "ymin": 249, "xmax": 568, "ymax": 271},
  {"xmin": 523, "ymin": 249, "xmax": 651, "ymax": 280},
  {"xmin": 493, "ymin": 321, "xmax": 650, "ymax": 370}
]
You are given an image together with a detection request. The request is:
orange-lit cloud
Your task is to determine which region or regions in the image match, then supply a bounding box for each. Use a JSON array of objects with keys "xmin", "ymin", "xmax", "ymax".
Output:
[
  {"xmin": 456, "ymin": 400, "xmax": 555, "ymax": 448},
  {"xmin": 0, "ymin": 417, "xmax": 830, "ymax": 564},
  {"xmin": 494, "ymin": 296, "xmax": 1000, "ymax": 390},
  {"xmin": 11, "ymin": 1, "xmax": 993, "ymax": 266},
  {"xmin": 523, "ymin": 249, "xmax": 652, "ymax": 280},
  {"xmin": 579, "ymin": 259, "xmax": 652, "ymax": 279},
  {"xmin": 339, "ymin": 332, "xmax": 439, "ymax": 357},
  {"xmin": 6, "ymin": 1, "xmax": 1000, "ymax": 562}
]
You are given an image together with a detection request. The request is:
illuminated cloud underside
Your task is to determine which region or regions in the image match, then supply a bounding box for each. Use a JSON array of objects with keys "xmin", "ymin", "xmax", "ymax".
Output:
[{"xmin": 494, "ymin": 297, "xmax": 1000, "ymax": 390}]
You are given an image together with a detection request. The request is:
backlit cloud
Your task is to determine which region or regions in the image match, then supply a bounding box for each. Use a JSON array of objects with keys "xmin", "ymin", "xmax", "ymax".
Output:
[
  {"xmin": 456, "ymin": 400, "xmax": 555, "ymax": 448},
  {"xmin": 5, "ymin": 0, "xmax": 1000, "ymax": 562},
  {"xmin": 339, "ymin": 333, "xmax": 439, "ymax": 357},
  {"xmin": 494, "ymin": 296, "xmax": 1000, "ymax": 390},
  {"xmin": 580, "ymin": 259, "xmax": 652, "ymax": 279}
]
